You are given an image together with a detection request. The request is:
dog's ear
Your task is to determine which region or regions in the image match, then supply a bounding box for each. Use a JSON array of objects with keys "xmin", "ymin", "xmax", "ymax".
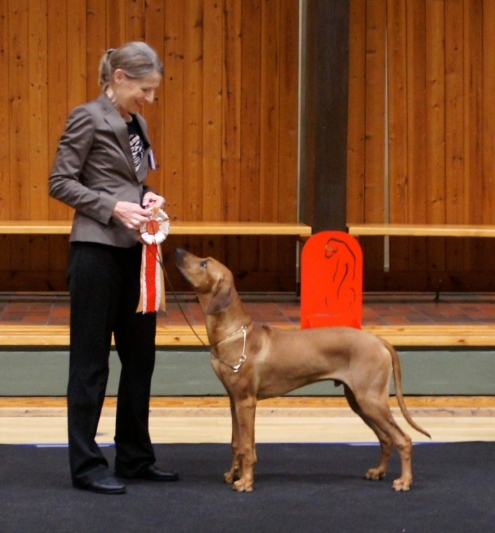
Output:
[{"xmin": 205, "ymin": 280, "xmax": 234, "ymax": 315}]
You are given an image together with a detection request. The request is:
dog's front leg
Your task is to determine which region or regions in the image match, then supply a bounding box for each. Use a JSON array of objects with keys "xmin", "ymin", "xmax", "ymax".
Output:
[
  {"xmin": 231, "ymin": 396, "xmax": 257, "ymax": 492},
  {"xmin": 224, "ymin": 396, "xmax": 241, "ymax": 485}
]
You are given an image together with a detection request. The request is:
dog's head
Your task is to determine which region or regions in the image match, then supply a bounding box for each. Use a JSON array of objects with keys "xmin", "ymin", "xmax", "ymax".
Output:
[{"xmin": 174, "ymin": 248, "xmax": 235, "ymax": 315}]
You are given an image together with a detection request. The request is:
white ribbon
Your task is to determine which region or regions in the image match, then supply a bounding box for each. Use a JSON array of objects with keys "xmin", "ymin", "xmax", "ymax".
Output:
[{"xmin": 139, "ymin": 208, "xmax": 170, "ymax": 244}]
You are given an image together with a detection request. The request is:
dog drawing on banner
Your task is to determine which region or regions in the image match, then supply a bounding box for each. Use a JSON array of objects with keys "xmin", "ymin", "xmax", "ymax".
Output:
[
  {"xmin": 301, "ymin": 231, "xmax": 363, "ymax": 329},
  {"xmin": 175, "ymin": 248, "xmax": 430, "ymax": 493},
  {"xmin": 325, "ymin": 235, "xmax": 358, "ymax": 307}
]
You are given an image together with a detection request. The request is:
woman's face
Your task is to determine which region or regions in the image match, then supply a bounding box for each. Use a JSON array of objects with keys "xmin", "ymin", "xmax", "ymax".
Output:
[{"xmin": 112, "ymin": 69, "xmax": 162, "ymax": 115}]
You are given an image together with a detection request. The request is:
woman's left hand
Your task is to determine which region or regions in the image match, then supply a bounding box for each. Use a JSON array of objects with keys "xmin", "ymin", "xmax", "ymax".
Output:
[{"xmin": 142, "ymin": 192, "xmax": 165, "ymax": 210}]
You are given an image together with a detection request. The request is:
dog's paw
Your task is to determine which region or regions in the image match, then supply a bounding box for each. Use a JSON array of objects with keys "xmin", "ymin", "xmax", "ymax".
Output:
[
  {"xmin": 224, "ymin": 470, "xmax": 236, "ymax": 484},
  {"xmin": 392, "ymin": 477, "xmax": 412, "ymax": 491},
  {"xmin": 233, "ymin": 479, "xmax": 254, "ymax": 492},
  {"xmin": 364, "ymin": 468, "xmax": 386, "ymax": 481}
]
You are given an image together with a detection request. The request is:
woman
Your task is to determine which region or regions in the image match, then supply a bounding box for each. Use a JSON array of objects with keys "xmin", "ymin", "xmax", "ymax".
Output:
[{"xmin": 49, "ymin": 42, "xmax": 178, "ymax": 495}]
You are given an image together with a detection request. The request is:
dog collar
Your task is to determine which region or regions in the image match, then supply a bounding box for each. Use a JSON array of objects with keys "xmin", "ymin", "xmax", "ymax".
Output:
[{"xmin": 210, "ymin": 324, "xmax": 250, "ymax": 373}]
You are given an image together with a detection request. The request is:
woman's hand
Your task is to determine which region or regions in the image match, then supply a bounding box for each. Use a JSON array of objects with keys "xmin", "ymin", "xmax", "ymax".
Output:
[
  {"xmin": 142, "ymin": 192, "xmax": 165, "ymax": 209},
  {"xmin": 112, "ymin": 201, "xmax": 152, "ymax": 230}
]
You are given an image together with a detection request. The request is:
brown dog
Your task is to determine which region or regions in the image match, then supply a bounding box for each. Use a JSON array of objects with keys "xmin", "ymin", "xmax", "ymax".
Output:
[{"xmin": 174, "ymin": 249, "xmax": 430, "ymax": 492}]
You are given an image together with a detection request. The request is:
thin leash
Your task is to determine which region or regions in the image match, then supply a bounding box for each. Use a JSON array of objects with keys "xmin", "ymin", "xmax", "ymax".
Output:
[
  {"xmin": 148, "ymin": 246, "xmax": 206, "ymax": 347},
  {"xmin": 147, "ymin": 245, "xmax": 248, "ymax": 373}
]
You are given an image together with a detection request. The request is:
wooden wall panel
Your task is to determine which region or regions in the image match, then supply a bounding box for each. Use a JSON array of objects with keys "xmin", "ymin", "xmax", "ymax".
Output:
[
  {"xmin": 8, "ymin": 0, "xmax": 30, "ymax": 280},
  {"xmin": 45, "ymin": 1, "xmax": 72, "ymax": 281},
  {"xmin": 222, "ymin": 0, "xmax": 242, "ymax": 221},
  {"xmin": 405, "ymin": 0, "xmax": 427, "ymax": 274},
  {"xmin": 201, "ymin": 0, "xmax": 224, "ymax": 261},
  {"xmin": 464, "ymin": 0, "xmax": 483, "ymax": 225},
  {"xmin": 1, "ymin": 0, "xmax": 300, "ymax": 292},
  {"xmin": 277, "ymin": 0, "xmax": 299, "ymax": 222},
  {"xmin": 387, "ymin": 0, "xmax": 409, "ymax": 275},
  {"xmin": 0, "ymin": 0, "xmax": 10, "ymax": 277},
  {"xmin": 87, "ymin": 0, "xmax": 107, "ymax": 100},
  {"xmin": 237, "ymin": 1, "xmax": 262, "ymax": 276},
  {"xmin": 182, "ymin": 0, "xmax": 203, "ymax": 222},
  {"xmin": 482, "ymin": 0, "xmax": 495, "ymax": 222},
  {"xmin": 9, "ymin": 0, "xmax": 30, "ymax": 221},
  {"xmin": 461, "ymin": 0, "xmax": 483, "ymax": 273},
  {"xmin": 260, "ymin": 0, "xmax": 280, "ymax": 224},
  {"xmin": 274, "ymin": 0, "xmax": 299, "ymax": 275},
  {"xmin": 387, "ymin": 0, "xmax": 408, "ymax": 224},
  {"xmin": 67, "ymin": 0, "xmax": 87, "ymax": 112},
  {"xmin": 28, "ymin": 0, "xmax": 49, "ymax": 221},
  {"xmin": 202, "ymin": 0, "xmax": 223, "ymax": 223},
  {"xmin": 259, "ymin": 0, "xmax": 279, "ymax": 273},
  {"xmin": 364, "ymin": 0, "xmax": 387, "ymax": 224},
  {"xmin": 28, "ymin": 0, "xmax": 50, "ymax": 273},
  {"xmin": 444, "ymin": 0, "xmax": 467, "ymax": 274},
  {"xmin": 143, "ymin": 0, "xmax": 166, "ymax": 198},
  {"xmin": 126, "ymin": 0, "xmax": 146, "ymax": 41},
  {"xmin": 0, "ymin": 1, "xmax": 8, "ymax": 218},
  {"xmin": 163, "ymin": 1, "xmax": 185, "ymax": 220},
  {"xmin": 346, "ymin": 0, "xmax": 366, "ymax": 223},
  {"xmin": 424, "ymin": 0, "xmax": 446, "ymax": 276},
  {"xmin": 348, "ymin": 0, "xmax": 495, "ymax": 291},
  {"xmin": 362, "ymin": 0, "xmax": 387, "ymax": 275},
  {"xmin": 47, "ymin": 1, "xmax": 70, "ymax": 221},
  {"xmin": 107, "ymin": 0, "xmax": 127, "ymax": 48}
]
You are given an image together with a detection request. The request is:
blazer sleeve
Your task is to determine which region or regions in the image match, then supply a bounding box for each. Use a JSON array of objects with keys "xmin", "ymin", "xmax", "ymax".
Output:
[{"xmin": 49, "ymin": 106, "xmax": 118, "ymax": 225}]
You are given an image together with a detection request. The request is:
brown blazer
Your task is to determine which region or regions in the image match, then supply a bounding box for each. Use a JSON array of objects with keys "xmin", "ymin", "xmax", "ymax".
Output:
[{"xmin": 49, "ymin": 93, "xmax": 154, "ymax": 247}]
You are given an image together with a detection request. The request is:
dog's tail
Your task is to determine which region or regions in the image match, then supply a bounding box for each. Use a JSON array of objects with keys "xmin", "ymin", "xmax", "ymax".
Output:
[{"xmin": 381, "ymin": 337, "xmax": 432, "ymax": 439}]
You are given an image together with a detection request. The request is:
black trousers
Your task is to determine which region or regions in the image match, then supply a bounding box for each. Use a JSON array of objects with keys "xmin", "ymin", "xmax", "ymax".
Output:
[{"xmin": 67, "ymin": 242, "xmax": 157, "ymax": 485}]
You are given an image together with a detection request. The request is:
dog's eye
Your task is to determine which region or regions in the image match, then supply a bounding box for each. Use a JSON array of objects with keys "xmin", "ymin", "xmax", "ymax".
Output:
[{"xmin": 200, "ymin": 260, "xmax": 208, "ymax": 268}]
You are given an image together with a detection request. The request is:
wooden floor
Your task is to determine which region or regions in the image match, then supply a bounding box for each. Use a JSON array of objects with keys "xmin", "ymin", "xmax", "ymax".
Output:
[{"xmin": 1, "ymin": 396, "xmax": 494, "ymax": 445}]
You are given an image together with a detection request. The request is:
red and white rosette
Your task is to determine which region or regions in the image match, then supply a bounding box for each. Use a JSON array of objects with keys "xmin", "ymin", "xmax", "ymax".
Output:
[{"xmin": 136, "ymin": 208, "xmax": 170, "ymax": 314}]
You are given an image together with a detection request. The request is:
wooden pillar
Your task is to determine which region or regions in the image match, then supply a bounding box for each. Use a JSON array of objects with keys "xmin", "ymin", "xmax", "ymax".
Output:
[{"xmin": 299, "ymin": 0, "xmax": 350, "ymax": 232}]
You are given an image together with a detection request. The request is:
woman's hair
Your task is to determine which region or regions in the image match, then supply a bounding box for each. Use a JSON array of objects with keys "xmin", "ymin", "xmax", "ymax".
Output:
[{"xmin": 98, "ymin": 41, "xmax": 164, "ymax": 88}]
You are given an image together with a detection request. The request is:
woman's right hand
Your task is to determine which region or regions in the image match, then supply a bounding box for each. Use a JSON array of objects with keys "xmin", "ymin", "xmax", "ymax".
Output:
[{"xmin": 112, "ymin": 201, "xmax": 152, "ymax": 230}]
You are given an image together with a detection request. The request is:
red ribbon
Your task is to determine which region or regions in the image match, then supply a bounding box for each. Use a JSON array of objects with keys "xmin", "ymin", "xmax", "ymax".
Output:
[
  {"xmin": 144, "ymin": 243, "xmax": 158, "ymax": 313},
  {"xmin": 137, "ymin": 243, "xmax": 165, "ymax": 313}
]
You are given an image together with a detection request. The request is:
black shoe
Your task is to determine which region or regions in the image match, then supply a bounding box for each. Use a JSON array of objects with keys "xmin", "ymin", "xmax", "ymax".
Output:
[
  {"xmin": 117, "ymin": 464, "xmax": 179, "ymax": 482},
  {"xmin": 75, "ymin": 475, "xmax": 127, "ymax": 495}
]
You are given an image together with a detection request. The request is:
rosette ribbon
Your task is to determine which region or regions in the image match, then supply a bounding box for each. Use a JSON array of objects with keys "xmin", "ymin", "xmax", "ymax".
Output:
[{"xmin": 136, "ymin": 207, "xmax": 170, "ymax": 313}]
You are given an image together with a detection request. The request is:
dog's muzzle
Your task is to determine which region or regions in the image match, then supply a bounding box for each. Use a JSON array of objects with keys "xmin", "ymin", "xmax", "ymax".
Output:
[{"xmin": 174, "ymin": 248, "xmax": 187, "ymax": 268}]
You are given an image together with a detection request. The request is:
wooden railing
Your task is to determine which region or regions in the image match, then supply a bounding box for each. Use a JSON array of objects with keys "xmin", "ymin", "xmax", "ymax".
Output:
[
  {"xmin": 348, "ymin": 223, "xmax": 495, "ymax": 238},
  {"xmin": 0, "ymin": 221, "xmax": 312, "ymax": 239}
]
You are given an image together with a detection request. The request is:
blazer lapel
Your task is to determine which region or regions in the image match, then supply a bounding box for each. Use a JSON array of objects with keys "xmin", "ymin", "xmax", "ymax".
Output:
[
  {"xmin": 134, "ymin": 114, "xmax": 151, "ymax": 183},
  {"xmin": 98, "ymin": 94, "xmax": 138, "ymax": 178},
  {"xmin": 135, "ymin": 114, "xmax": 151, "ymax": 147}
]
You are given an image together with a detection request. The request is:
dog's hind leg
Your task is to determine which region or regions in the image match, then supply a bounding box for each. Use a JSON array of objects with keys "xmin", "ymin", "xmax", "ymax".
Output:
[
  {"xmin": 349, "ymin": 387, "xmax": 414, "ymax": 491},
  {"xmin": 344, "ymin": 385, "xmax": 393, "ymax": 482},
  {"xmin": 231, "ymin": 396, "xmax": 257, "ymax": 492},
  {"xmin": 374, "ymin": 414, "xmax": 413, "ymax": 491}
]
